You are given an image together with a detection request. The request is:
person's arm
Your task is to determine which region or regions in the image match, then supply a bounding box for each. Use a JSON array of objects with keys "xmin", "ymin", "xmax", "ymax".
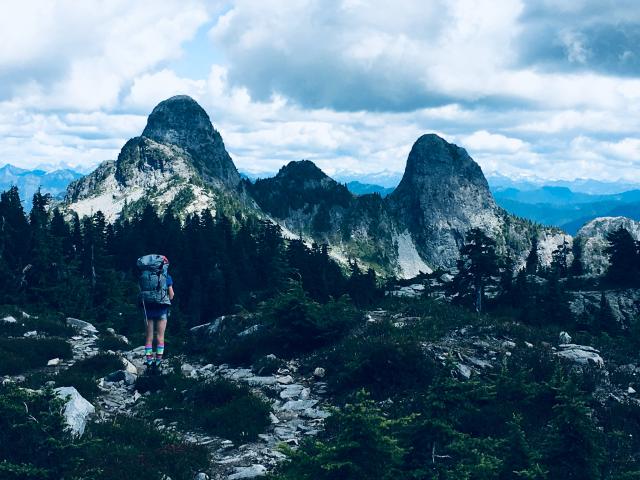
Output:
[{"xmin": 168, "ymin": 285, "xmax": 174, "ymax": 301}]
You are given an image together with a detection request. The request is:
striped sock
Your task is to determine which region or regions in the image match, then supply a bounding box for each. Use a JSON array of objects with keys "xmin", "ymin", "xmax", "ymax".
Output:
[
  {"xmin": 145, "ymin": 344, "xmax": 153, "ymax": 365},
  {"xmin": 156, "ymin": 344, "xmax": 165, "ymax": 365}
]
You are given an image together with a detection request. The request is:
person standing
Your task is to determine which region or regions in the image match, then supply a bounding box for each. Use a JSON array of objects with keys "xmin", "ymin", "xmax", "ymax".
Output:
[{"xmin": 137, "ymin": 254, "xmax": 174, "ymax": 373}]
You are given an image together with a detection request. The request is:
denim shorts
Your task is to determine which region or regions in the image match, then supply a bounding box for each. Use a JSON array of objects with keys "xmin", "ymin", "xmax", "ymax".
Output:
[{"xmin": 148, "ymin": 313, "xmax": 167, "ymax": 321}]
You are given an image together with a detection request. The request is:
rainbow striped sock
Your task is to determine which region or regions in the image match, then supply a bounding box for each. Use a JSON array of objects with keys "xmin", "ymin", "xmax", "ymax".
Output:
[
  {"xmin": 156, "ymin": 343, "xmax": 164, "ymax": 365},
  {"xmin": 145, "ymin": 344, "xmax": 153, "ymax": 365}
]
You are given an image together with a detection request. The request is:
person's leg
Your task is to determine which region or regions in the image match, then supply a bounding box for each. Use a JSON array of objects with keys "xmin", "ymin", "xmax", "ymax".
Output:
[
  {"xmin": 144, "ymin": 319, "xmax": 155, "ymax": 366},
  {"xmin": 155, "ymin": 317, "xmax": 167, "ymax": 365}
]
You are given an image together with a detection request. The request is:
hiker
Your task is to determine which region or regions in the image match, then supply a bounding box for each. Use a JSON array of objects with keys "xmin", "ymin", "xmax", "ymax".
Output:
[{"xmin": 137, "ymin": 254, "xmax": 174, "ymax": 372}]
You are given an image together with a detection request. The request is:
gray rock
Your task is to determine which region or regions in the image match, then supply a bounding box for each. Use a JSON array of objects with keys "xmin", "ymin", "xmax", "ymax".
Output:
[
  {"xmin": 194, "ymin": 473, "xmax": 209, "ymax": 480},
  {"xmin": 24, "ymin": 330, "xmax": 38, "ymax": 337},
  {"xmin": 66, "ymin": 317, "xmax": 98, "ymax": 333},
  {"xmin": 238, "ymin": 325, "xmax": 261, "ymax": 337},
  {"xmin": 105, "ymin": 370, "xmax": 137, "ymax": 385},
  {"xmin": 559, "ymin": 331, "xmax": 572, "ymax": 344},
  {"xmin": 47, "ymin": 358, "xmax": 62, "ymax": 366},
  {"xmin": 313, "ymin": 367, "xmax": 326, "ymax": 378},
  {"xmin": 1, "ymin": 315, "xmax": 17, "ymax": 323},
  {"xmin": 121, "ymin": 357, "xmax": 138, "ymax": 375},
  {"xmin": 228, "ymin": 464, "xmax": 267, "ymax": 479},
  {"xmin": 276, "ymin": 375, "xmax": 294, "ymax": 385},
  {"xmin": 555, "ymin": 344, "xmax": 604, "ymax": 368},
  {"xmin": 54, "ymin": 387, "xmax": 95, "ymax": 437}
]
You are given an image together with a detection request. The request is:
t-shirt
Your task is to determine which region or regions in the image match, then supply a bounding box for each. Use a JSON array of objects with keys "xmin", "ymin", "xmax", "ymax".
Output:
[{"xmin": 143, "ymin": 275, "xmax": 173, "ymax": 319}]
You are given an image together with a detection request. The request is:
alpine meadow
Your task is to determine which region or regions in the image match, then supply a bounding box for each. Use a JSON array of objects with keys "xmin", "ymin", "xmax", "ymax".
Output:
[{"xmin": 2, "ymin": 2, "xmax": 640, "ymax": 479}]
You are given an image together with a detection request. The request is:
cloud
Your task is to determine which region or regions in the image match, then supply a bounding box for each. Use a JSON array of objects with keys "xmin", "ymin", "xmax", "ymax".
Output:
[{"xmin": 1, "ymin": 0, "xmax": 640, "ymax": 186}]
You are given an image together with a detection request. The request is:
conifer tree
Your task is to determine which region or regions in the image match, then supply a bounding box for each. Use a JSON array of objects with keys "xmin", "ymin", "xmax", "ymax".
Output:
[
  {"xmin": 525, "ymin": 236, "xmax": 539, "ymax": 275},
  {"xmin": 604, "ymin": 227, "xmax": 638, "ymax": 286},
  {"xmin": 451, "ymin": 228, "xmax": 499, "ymax": 313}
]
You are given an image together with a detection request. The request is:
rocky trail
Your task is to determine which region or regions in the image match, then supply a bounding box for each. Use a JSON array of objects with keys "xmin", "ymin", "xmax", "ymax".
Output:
[{"xmin": 2, "ymin": 315, "xmax": 330, "ymax": 480}]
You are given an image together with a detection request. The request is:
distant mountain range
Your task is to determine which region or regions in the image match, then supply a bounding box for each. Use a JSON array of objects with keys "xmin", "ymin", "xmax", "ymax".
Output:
[
  {"xmin": 0, "ymin": 164, "xmax": 83, "ymax": 210},
  {"xmin": 2, "ymin": 131, "xmax": 638, "ymax": 238}
]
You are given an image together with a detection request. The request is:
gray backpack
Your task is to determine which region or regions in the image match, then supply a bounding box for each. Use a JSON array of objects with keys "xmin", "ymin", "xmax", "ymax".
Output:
[{"xmin": 137, "ymin": 254, "xmax": 171, "ymax": 305}]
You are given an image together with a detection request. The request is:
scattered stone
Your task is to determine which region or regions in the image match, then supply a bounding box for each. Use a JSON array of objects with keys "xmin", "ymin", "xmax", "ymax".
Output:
[
  {"xmin": 121, "ymin": 357, "xmax": 138, "ymax": 375},
  {"xmin": 238, "ymin": 325, "xmax": 261, "ymax": 337},
  {"xmin": 66, "ymin": 317, "xmax": 98, "ymax": 333},
  {"xmin": 276, "ymin": 375, "xmax": 294, "ymax": 385},
  {"xmin": 525, "ymin": 341, "xmax": 534, "ymax": 348},
  {"xmin": 228, "ymin": 464, "xmax": 267, "ymax": 479},
  {"xmin": 194, "ymin": 474, "xmax": 209, "ymax": 480},
  {"xmin": 269, "ymin": 413, "xmax": 281, "ymax": 424},
  {"xmin": 47, "ymin": 358, "xmax": 62, "ymax": 366},
  {"xmin": 559, "ymin": 331, "xmax": 572, "ymax": 344},
  {"xmin": 456, "ymin": 364, "xmax": 472, "ymax": 379},
  {"xmin": 1, "ymin": 315, "xmax": 17, "ymax": 323},
  {"xmin": 190, "ymin": 316, "xmax": 225, "ymax": 336},
  {"xmin": 54, "ymin": 387, "xmax": 95, "ymax": 437},
  {"xmin": 24, "ymin": 330, "xmax": 37, "ymax": 337},
  {"xmin": 629, "ymin": 386, "xmax": 636, "ymax": 394},
  {"xmin": 313, "ymin": 367, "xmax": 325, "ymax": 378},
  {"xmin": 105, "ymin": 370, "xmax": 137, "ymax": 385},
  {"xmin": 501, "ymin": 340, "xmax": 516, "ymax": 349}
]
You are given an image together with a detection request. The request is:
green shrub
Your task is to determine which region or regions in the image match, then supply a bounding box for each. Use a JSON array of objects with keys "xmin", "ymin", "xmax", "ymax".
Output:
[
  {"xmin": 97, "ymin": 333, "xmax": 130, "ymax": 351},
  {"xmin": 81, "ymin": 416, "xmax": 209, "ymax": 480},
  {"xmin": 139, "ymin": 374, "xmax": 271, "ymax": 442},
  {"xmin": 0, "ymin": 337, "xmax": 72, "ymax": 375},
  {"xmin": 308, "ymin": 321, "xmax": 438, "ymax": 399},
  {"xmin": 0, "ymin": 386, "xmax": 209, "ymax": 480},
  {"xmin": 55, "ymin": 353, "xmax": 124, "ymax": 400}
]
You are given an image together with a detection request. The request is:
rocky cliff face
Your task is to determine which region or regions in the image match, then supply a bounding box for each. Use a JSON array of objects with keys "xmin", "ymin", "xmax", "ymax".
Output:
[
  {"xmin": 387, "ymin": 134, "xmax": 504, "ymax": 267},
  {"xmin": 65, "ymin": 96, "xmax": 251, "ymax": 222},
  {"xmin": 576, "ymin": 216, "xmax": 640, "ymax": 275}
]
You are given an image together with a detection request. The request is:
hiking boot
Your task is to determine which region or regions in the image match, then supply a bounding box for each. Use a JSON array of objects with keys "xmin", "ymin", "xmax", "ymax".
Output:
[{"xmin": 147, "ymin": 362, "xmax": 158, "ymax": 375}]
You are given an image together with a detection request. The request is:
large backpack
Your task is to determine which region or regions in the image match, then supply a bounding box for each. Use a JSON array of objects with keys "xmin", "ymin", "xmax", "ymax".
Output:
[{"xmin": 137, "ymin": 254, "xmax": 171, "ymax": 306}]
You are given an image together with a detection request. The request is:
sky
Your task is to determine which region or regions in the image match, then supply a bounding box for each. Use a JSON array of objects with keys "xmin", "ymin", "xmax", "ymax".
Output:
[{"xmin": 1, "ymin": 0, "xmax": 640, "ymax": 184}]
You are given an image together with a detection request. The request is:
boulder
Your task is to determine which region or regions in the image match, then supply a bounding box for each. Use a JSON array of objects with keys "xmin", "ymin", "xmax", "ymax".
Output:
[
  {"xmin": 555, "ymin": 344, "xmax": 604, "ymax": 368},
  {"xmin": 47, "ymin": 358, "xmax": 62, "ymax": 366},
  {"xmin": 313, "ymin": 367, "xmax": 326, "ymax": 378},
  {"xmin": 1, "ymin": 315, "xmax": 17, "ymax": 323},
  {"xmin": 66, "ymin": 317, "xmax": 98, "ymax": 333},
  {"xmin": 121, "ymin": 357, "xmax": 138, "ymax": 375},
  {"xmin": 228, "ymin": 464, "xmax": 267, "ymax": 479},
  {"xmin": 54, "ymin": 386, "xmax": 95, "ymax": 437},
  {"xmin": 559, "ymin": 331, "xmax": 572, "ymax": 344}
]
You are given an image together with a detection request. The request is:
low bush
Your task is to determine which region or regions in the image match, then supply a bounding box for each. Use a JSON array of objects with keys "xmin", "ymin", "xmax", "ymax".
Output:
[
  {"xmin": 55, "ymin": 353, "xmax": 124, "ymax": 400},
  {"xmin": 0, "ymin": 337, "xmax": 72, "ymax": 375},
  {"xmin": 138, "ymin": 373, "xmax": 271, "ymax": 442},
  {"xmin": 0, "ymin": 386, "xmax": 209, "ymax": 480},
  {"xmin": 97, "ymin": 333, "xmax": 130, "ymax": 351},
  {"xmin": 308, "ymin": 321, "xmax": 439, "ymax": 399}
]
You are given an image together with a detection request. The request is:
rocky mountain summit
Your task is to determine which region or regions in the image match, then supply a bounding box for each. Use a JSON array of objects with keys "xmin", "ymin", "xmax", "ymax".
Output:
[{"xmin": 65, "ymin": 96, "xmax": 252, "ymax": 222}]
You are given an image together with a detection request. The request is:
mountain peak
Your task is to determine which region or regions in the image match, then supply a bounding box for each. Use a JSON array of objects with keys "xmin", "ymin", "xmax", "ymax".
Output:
[
  {"xmin": 142, "ymin": 95, "xmax": 213, "ymax": 146},
  {"xmin": 136, "ymin": 95, "xmax": 240, "ymax": 188},
  {"xmin": 277, "ymin": 160, "xmax": 329, "ymax": 182}
]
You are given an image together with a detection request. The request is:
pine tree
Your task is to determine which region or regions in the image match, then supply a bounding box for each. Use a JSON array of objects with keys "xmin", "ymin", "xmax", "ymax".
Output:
[
  {"xmin": 604, "ymin": 227, "xmax": 638, "ymax": 286},
  {"xmin": 550, "ymin": 240, "xmax": 570, "ymax": 278},
  {"xmin": 543, "ymin": 373, "xmax": 603, "ymax": 480},
  {"xmin": 451, "ymin": 228, "xmax": 499, "ymax": 313},
  {"xmin": 525, "ymin": 236, "xmax": 539, "ymax": 275},
  {"xmin": 569, "ymin": 238, "xmax": 584, "ymax": 277}
]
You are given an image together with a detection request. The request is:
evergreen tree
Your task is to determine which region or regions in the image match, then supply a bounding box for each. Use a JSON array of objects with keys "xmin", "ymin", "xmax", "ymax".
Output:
[
  {"xmin": 543, "ymin": 373, "xmax": 603, "ymax": 480},
  {"xmin": 451, "ymin": 228, "xmax": 499, "ymax": 313},
  {"xmin": 550, "ymin": 240, "xmax": 570, "ymax": 278},
  {"xmin": 525, "ymin": 236, "xmax": 539, "ymax": 275},
  {"xmin": 569, "ymin": 238, "xmax": 584, "ymax": 277},
  {"xmin": 595, "ymin": 292, "xmax": 619, "ymax": 335},
  {"xmin": 604, "ymin": 227, "xmax": 638, "ymax": 286}
]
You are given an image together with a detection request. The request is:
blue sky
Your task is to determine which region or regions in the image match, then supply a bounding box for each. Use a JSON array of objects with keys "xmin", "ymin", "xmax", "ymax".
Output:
[{"xmin": 1, "ymin": 0, "xmax": 640, "ymax": 183}]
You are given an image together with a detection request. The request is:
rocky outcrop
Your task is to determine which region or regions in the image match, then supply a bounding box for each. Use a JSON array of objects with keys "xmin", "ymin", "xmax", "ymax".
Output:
[
  {"xmin": 53, "ymin": 386, "xmax": 95, "ymax": 437},
  {"xmin": 575, "ymin": 216, "xmax": 640, "ymax": 276},
  {"xmin": 570, "ymin": 288, "xmax": 640, "ymax": 327}
]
